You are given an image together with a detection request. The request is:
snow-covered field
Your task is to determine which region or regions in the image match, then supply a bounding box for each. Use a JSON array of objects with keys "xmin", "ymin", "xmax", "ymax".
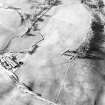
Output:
[{"xmin": 0, "ymin": 0, "xmax": 105, "ymax": 105}]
